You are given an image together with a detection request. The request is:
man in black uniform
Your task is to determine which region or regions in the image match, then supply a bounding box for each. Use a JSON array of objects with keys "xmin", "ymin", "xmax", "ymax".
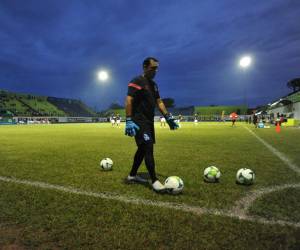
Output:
[{"xmin": 125, "ymin": 57, "xmax": 178, "ymax": 193}]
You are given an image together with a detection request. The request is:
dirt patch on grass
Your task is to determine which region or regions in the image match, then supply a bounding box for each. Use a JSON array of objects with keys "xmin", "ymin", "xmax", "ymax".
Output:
[{"xmin": 0, "ymin": 224, "xmax": 25, "ymax": 250}]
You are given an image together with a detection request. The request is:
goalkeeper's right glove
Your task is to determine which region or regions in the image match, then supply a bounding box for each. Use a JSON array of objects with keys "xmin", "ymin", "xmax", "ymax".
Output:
[
  {"xmin": 125, "ymin": 118, "xmax": 140, "ymax": 137},
  {"xmin": 164, "ymin": 113, "xmax": 179, "ymax": 130}
]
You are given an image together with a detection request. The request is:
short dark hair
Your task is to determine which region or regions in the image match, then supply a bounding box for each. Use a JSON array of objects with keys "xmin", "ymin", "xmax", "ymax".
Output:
[{"xmin": 143, "ymin": 57, "xmax": 159, "ymax": 68}]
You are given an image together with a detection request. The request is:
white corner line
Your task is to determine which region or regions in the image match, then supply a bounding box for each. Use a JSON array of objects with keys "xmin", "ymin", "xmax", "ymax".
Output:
[
  {"xmin": 0, "ymin": 175, "xmax": 300, "ymax": 228},
  {"xmin": 243, "ymin": 126, "xmax": 300, "ymax": 175},
  {"xmin": 230, "ymin": 183, "xmax": 300, "ymax": 218}
]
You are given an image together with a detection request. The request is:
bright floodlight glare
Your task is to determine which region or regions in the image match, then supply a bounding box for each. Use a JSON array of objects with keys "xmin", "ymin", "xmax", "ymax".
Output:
[
  {"xmin": 98, "ymin": 71, "xmax": 109, "ymax": 81},
  {"xmin": 239, "ymin": 56, "xmax": 252, "ymax": 68}
]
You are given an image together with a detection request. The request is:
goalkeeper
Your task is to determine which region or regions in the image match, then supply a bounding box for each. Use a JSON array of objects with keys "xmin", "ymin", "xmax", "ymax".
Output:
[{"xmin": 124, "ymin": 57, "xmax": 179, "ymax": 193}]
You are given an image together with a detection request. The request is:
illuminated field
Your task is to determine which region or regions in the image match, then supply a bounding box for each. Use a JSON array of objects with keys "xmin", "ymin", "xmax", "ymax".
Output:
[{"xmin": 0, "ymin": 122, "xmax": 299, "ymax": 249}]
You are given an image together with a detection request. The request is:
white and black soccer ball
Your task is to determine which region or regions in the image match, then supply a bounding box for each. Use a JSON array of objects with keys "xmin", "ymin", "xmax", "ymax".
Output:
[
  {"xmin": 164, "ymin": 176, "xmax": 184, "ymax": 194},
  {"xmin": 204, "ymin": 166, "xmax": 221, "ymax": 183},
  {"xmin": 236, "ymin": 168, "xmax": 255, "ymax": 185},
  {"xmin": 100, "ymin": 158, "xmax": 113, "ymax": 171}
]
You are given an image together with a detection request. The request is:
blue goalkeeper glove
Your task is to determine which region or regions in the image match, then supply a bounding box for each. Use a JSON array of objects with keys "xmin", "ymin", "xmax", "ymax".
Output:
[
  {"xmin": 164, "ymin": 113, "xmax": 179, "ymax": 130},
  {"xmin": 125, "ymin": 118, "xmax": 140, "ymax": 137}
]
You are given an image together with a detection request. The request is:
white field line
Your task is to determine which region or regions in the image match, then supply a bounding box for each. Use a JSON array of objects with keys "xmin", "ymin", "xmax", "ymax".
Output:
[
  {"xmin": 230, "ymin": 183, "xmax": 300, "ymax": 218},
  {"xmin": 230, "ymin": 126, "xmax": 300, "ymax": 222},
  {"xmin": 244, "ymin": 126, "xmax": 300, "ymax": 175},
  {"xmin": 0, "ymin": 175, "xmax": 300, "ymax": 228}
]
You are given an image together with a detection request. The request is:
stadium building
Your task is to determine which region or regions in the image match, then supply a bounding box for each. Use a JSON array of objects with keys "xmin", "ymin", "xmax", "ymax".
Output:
[{"xmin": 266, "ymin": 90, "xmax": 300, "ymax": 126}]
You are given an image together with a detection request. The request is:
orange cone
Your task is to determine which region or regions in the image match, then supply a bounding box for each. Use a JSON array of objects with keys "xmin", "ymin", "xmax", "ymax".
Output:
[{"xmin": 276, "ymin": 122, "xmax": 281, "ymax": 133}]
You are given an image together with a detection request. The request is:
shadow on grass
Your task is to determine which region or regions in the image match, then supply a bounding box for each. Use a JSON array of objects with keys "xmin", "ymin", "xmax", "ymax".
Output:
[
  {"xmin": 122, "ymin": 172, "xmax": 167, "ymax": 187},
  {"xmin": 123, "ymin": 172, "xmax": 184, "ymax": 195}
]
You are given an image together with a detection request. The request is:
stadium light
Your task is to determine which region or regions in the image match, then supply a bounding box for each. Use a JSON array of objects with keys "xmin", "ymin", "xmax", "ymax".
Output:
[
  {"xmin": 239, "ymin": 56, "xmax": 252, "ymax": 68},
  {"xmin": 97, "ymin": 70, "xmax": 109, "ymax": 81},
  {"xmin": 238, "ymin": 55, "xmax": 253, "ymax": 107}
]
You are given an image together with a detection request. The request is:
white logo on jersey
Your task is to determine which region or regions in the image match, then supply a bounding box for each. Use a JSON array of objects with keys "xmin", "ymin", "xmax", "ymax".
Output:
[{"xmin": 143, "ymin": 133, "xmax": 150, "ymax": 141}]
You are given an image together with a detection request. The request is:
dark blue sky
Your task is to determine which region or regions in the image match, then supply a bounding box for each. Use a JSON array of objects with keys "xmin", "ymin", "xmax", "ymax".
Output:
[{"xmin": 0, "ymin": 0, "xmax": 299, "ymax": 110}]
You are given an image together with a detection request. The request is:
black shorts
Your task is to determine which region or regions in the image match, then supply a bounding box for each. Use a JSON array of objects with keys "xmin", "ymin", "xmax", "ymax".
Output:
[{"xmin": 134, "ymin": 123, "xmax": 155, "ymax": 146}]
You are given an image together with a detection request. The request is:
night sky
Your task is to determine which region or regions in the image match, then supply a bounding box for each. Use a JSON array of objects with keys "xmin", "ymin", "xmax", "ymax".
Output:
[{"xmin": 0, "ymin": 0, "xmax": 299, "ymax": 110}]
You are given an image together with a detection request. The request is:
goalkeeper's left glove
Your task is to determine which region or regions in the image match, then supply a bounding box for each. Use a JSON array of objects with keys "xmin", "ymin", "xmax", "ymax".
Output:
[{"xmin": 164, "ymin": 113, "xmax": 179, "ymax": 130}]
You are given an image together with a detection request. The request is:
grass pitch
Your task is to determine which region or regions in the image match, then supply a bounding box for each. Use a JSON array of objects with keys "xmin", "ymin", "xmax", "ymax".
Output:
[{"xmin": 0, "ymin": 122, "xmax": 299, "ymax": 249}]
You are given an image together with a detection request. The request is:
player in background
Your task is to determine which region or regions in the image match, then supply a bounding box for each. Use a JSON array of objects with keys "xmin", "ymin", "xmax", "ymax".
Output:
[
  {"xmin": 178, "ymin": 114, "xmax": 182, "ymax": 122},
  {"xmin": 177, "ymin": 114, "xmax": 182, "ymax": 128},
  {"xmin": 221, "ymin": 110, "xmax": 225, "ymax": 122},
  {"xmin": 116, "ymin": 114, "xmax": 121, "ymax": 127},
  {"xmin": 230, "ymin": 112, "xmax": 238, "ymax": 127},
  {"xmin": 194, "ymin": 113, "xmax": 198, "ymax": 124},
  {"xmin": 124, "ymin": 57, "xmax": 179, "ymax": 193},
  {"xmin": 110, "ymin": 115, "xmax": 116, "ymax": 127},
  {"xmin": 253, "ymin": 113, "xmax": 258, "ymax": 128},
  {"xmin": 160, "ymin": 116, "xmax": 166, "ymax": 127}
]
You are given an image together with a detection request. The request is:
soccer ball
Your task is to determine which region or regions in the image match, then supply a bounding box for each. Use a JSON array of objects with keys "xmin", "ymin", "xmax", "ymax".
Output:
[
  {"xmin": 100, "ymin": 158, "xmax": 113, "ymax": 171},
  {"xmin": 204, "ymin": 166, "xmax": 221, "ymax": 183},
  {"xmin": 236, "ymin": 168, "xmax": 255, "ymax": 185},
  {"xmin": 164, "ymin": 176, "xmax": 184, "ymax": 194}
]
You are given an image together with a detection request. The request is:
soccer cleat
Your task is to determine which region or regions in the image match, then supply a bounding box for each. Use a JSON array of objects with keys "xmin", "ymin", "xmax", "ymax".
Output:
[
  {"xmin": 127, "ymin": 175, "xmax": 148, "ymax": 184},
  {"xmin": 152, "ymin": 180, "xmax": 168, "ymax": 193}
]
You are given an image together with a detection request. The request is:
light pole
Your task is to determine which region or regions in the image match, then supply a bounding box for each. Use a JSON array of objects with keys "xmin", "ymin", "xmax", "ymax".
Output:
[{"xmin": 239, "ymin": 56, "xmax": 252, "ymax": 107}]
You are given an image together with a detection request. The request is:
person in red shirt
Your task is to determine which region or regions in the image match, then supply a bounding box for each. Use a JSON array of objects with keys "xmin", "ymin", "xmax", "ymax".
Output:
[{"xmin": 230, "ymin": 112, "xmax": 238, "ymax": 127}]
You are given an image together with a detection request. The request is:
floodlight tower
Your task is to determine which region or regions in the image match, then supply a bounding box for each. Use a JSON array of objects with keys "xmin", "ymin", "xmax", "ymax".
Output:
[{"xmin": 239, "ymin": 55, "xmax": 252, "ymax": 107}]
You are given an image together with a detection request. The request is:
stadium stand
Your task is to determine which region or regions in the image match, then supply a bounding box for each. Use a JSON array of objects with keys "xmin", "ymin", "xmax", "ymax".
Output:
[
  {"xmin": 17, "ymin": 94, "xmax": 65, "ymax": 116},
  {"xmin": 0, "ymin": 89, "xmax": 95, "ymax": 117},
  {"xmin": 47, "ymin": 97, "xmax": 96, "ymax": 117},
  {"xmin": 0, "ymin": 90, "xmax": 31, "ymax": 116}
]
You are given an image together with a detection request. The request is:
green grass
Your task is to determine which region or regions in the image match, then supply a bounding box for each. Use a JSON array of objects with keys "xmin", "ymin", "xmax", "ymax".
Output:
[
  {"xmin": 0, "ymin": 122, "xmax": 300, "ymax": 249},
  {"xmin": 249, "ymin": 188, "xmax": 300, "ymax": 223},
  {"xmin": 252, "ymin": 126, "xmax": 300, "ymax": 164},
  {"xmin": 1, "ymin": 181, "xmax": 299, "ymax": 250}
]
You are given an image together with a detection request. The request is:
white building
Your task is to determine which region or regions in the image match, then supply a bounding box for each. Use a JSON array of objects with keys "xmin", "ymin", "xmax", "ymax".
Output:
[{"xmin": 266, "ymin": 91, "xmax": 300, "ymax": 124}]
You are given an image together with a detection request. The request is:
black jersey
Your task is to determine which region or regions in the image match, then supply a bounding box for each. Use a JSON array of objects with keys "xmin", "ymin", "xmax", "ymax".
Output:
[{"xmin": 127, "ymin": 75, "xmax": 160, "ymax": 123}]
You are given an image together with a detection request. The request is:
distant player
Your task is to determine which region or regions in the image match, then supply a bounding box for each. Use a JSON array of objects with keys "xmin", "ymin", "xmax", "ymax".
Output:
[
  {"xmin": 221, "ymin": 110, "xmax": 225, "ymax": 122},
  {"xmin": 279, "ymin": 114, "xmax": 284, "ymax": 126},
  {"xmin": 160, "ymin": 116, "xmax": 166, "ymax": 127},
  {"xmin": 177, "ymin": 114, "xmax": 182, "ymax": 127},
  {"xmin": 116, "ymin": 114, "xmax": 121, "ymax": 127},
  {"xmin": 253, "ymin": 114, "xmax": 258, "ymax": 128},
  {"xmin": 232, "ymin": 117, "xmax": 236, "ymax": 126},
  {"xmin": 194, "ymin": 113, "xmax": 198, "ymax": 124},
  {"xmin": 178, "ymin": 114, "xmax": 182, "ymax": 122},
  {"xmin": 110, "ymin": 115, "xmax": 116, "ymax": 127},
  {"xmin": 230, "ymin": 112, "xmax": 238, "ymax": 127}
]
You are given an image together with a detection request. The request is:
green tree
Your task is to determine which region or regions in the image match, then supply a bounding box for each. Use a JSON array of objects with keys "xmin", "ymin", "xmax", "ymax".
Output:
[
  {"xmin": 287, "ymin": 78, "xmax": 300, "ymax": 92},
  {"xmin": 162, "ymin": 98, "xmax": 175, "ymax": 108},
  {"xmin": 109, "ymin": 103, "xmax": 124, "ymax": 109}
]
